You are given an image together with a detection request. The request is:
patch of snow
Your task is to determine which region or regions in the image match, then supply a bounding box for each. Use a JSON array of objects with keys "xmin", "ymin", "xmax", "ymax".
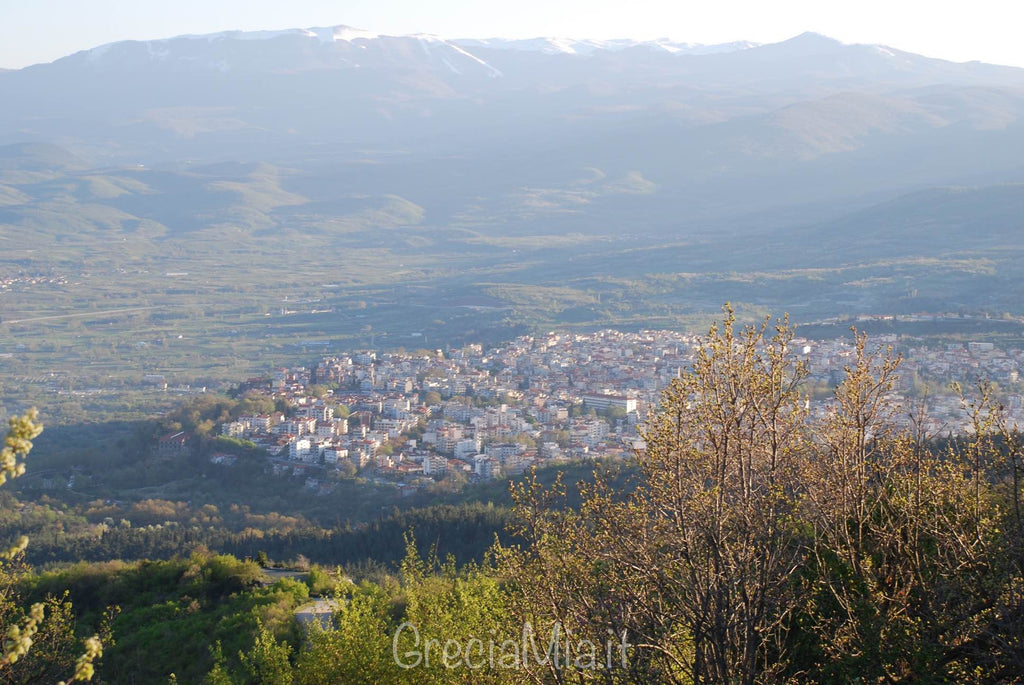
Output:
[
  {"xmin": 454, "ymin": 37, "xmax": 757, "ymax": 57},
  {"xmin": 174, "ymin": 25, "xmax": 378, "ymax": 43},
  {"xmin": 455, "ymin": 38, "xmax": 579, "ymax": 55},
  {"xmin": 656, "ymin": 43, "xmax": 685, "ymax": 54},
  {"xmin": 203, "ymin": 29, "xmax": 308, "ymax": 41},
  {"xmin": 682, "ymin": 40, "xmax": 760, "ymax": 55},
  {"xmin": 545, "ymin": 38, "xmax": 581, "ymax": 55},
  {"xmin": 331, "ymin": 26, "xmax": 380, "ymax": 42},
  {"xmin": 447, "ymin": 43, "xmax": 503, "ymax": 77}
]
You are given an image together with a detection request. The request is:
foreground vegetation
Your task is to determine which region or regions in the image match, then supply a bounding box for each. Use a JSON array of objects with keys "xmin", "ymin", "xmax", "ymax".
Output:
[
  {"xmin": 3, "ymin": 310, "xmax": 1024, "ymax": 682},
  {"xmin": 501, "ymin": 312, "xmax": 1024, "ymax": 682}
]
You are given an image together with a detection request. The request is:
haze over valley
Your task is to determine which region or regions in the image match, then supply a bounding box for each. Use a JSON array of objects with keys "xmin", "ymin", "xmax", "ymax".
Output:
[{"xmin": 2, "ymin": 26, "xmax": 1024, "ymax": 419}]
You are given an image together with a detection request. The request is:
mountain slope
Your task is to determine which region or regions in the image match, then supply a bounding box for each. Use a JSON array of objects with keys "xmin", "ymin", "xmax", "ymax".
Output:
[{"xmin": 3, "ymin": 27, "xmax": 1024, "ymax": 162}]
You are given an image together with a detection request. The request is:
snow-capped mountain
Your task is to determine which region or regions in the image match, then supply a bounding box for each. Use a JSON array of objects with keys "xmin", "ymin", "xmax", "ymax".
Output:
[
  {"xmin": 74, "ymin": 25, "xmax": 504, "ymax": 79},
  {"xmin": 62, "ymin": 25, "xmax": 765, "ymax": 84},
  {"xmin": 3, "ymin": 25, "xmax": 1024, "ymax": 176},
  {"xmin": 75, "ymin": 25, "xmax": 760, "ymax": 65},
  {"xmin": 452, "ymin": 37, "xmax": 759, "ymax": 56},
  {"xmin": 34, "ymin": 26, "xmax": 1019, "ymax": 91}
]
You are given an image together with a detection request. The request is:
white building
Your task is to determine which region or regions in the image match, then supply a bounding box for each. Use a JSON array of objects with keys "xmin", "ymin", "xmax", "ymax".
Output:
[
  {"xmin": 289, "ymin": 438, "xmax": 312, "ymax": 461},
  {"xmin": 582, "ymin": 393, "xmax": 637, "ymax": 413},
  {"xmin": 323, "ymin": 446, "xmax": 349, "ymax": 465},
  {"xmin": 454, "ymin": 437, "xmax": 482, "ymax": 460}
]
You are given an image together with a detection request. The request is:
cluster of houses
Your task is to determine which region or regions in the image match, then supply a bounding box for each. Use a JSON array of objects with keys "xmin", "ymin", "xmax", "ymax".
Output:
[
  {"xmin": 0, "ymin": 271, "xmax": 68, "ymax": 292},
  {"xmin": 896, "ymin": 340, "xmax": 1024, "ymax": 434},
  {"xmin": 758, "ymin": 334, "xmax": 1024, "ymax": 434},
  {"xmin": 205, "ymin": 332, "xmax": 662, "ymax": 488},
  {"xmin": 187, "ymin": 328, "xmax": 1024, "ymax": 490}
]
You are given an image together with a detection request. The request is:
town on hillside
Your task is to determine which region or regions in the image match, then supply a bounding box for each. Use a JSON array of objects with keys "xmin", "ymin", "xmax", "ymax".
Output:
[{"xmin": 172, "ymin": 328, "xmax": 1024, "ymax": 494}]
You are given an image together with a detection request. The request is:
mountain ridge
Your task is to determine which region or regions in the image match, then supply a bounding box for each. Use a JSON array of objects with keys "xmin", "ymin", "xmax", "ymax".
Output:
[
  {"xmin": 17, "ymin": 26, "xmax": 1021, "ymax": 77},
  {"xmin": 65, "ymin": 25, "xmax": 763, "ymax": 66}
]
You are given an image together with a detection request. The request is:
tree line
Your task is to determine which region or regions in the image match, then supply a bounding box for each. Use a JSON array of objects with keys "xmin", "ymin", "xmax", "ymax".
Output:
[{"xmin": 25, "ymin": 503, "xmax": 517, "ymax": 571}]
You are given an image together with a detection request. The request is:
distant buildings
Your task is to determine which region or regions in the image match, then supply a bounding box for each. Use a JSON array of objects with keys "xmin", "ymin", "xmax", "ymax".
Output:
[
  {"xmin": 582, "ymin": 393, "xmax": 637, "ymax": 413},
  {"xmin": 194, "ymin": 323, "xmax": 1023, "ymax": 495},
  {"xmin": 157, "ymin": 431, "xmax": 190, "ymax": 457}
]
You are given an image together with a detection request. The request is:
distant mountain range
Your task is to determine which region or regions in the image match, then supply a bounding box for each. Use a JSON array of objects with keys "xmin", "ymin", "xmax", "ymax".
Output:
[
  {"xmin": 4, "ymin": 27, "xmax": 1024, "ymax": 162},
  {"xmin": 2, "ymin": 25, "xmax": 1024, "ymax": 337}
]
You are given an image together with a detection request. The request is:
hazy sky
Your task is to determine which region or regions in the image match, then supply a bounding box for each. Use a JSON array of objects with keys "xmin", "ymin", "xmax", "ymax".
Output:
[{"xmin": 2, "ymin": 0, "xmax": 1023, "ymax": 69}]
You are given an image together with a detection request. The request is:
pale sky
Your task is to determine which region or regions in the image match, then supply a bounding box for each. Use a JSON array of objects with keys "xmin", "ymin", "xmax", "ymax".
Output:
[{"xmin": 2, "ymin": 0, "xmax": 1023, "ymax": 69}]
